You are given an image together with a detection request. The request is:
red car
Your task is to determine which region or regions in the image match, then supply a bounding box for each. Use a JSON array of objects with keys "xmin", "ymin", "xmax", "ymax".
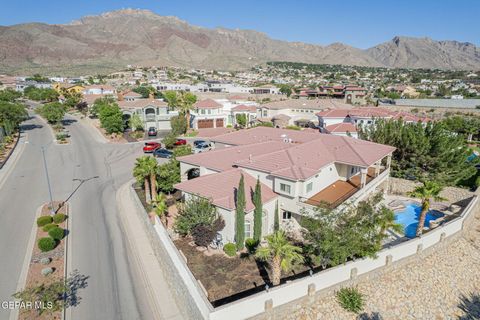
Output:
[
  {"xmin": 143, "ymin": 142, "xmax": 161, "ymax": 153},
  {"xmin": 174, "ymin": 139, "xmax": 187, "ymax": 146}
]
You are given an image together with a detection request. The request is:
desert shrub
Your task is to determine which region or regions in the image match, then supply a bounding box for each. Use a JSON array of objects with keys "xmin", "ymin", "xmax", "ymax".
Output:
[
  {"xmin": 41, "ymin": 267, "xmax": 54, "ymax": 276},
  {"xmin": 191, "ymin": 218, "xmax": 225, "ymax": 248},
  {"xmin": 38, "ymin": 237, "xmax": 56, "ymax": 252},
  {"xmin": 37, "ymin": 216, "xmax": 53, "ymax": 227},
  {"xmin": 42, "ymin": 223, "xmax": 58, "ymax": 232},
  {"xmin": 245, "ymin": 238, "xmax": 259, "ymax": 254},
  {"xmin": 40, "ymin": 257, "xmax": 51, "ymax": 265},
  {"xmin": 56, "ymin": 133, "xmax": 67, "ymax": 141},
  {"xmin": 336, "ymin": 287, "xmax": 364, "ymax": 314},
  {"xmin": 52, "ymin": 213, "xmax": 67, "ymax": 224},
  {"xmin": 223, "ymin": 243, "xmax": 237, "ymax": 257},
  {"xmin": 256, "ymin": 122, "xmax": 273, "ymax": 127},
  {"xmin": 48, "ymin": 227, "xmax": 65, "ymax": 241}
]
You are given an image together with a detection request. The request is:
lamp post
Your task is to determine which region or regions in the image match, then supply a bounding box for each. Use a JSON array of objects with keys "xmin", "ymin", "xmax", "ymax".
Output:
[{"xmin": 41, "ymin": 143, "xmax": 55, "ymax": 215}]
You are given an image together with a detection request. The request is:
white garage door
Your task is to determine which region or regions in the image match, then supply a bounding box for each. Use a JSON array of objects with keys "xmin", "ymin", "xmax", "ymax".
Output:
[
  {"xmin": 146, "ymin": 121, "xmax": 156, "ymax": 130},
  {"xmin": 157, "ymin": 120, "xmax": 171, "ymax": 130}
]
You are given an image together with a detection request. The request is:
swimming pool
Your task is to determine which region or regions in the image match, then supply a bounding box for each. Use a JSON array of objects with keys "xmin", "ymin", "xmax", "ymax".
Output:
[{"xmin": 394, "ymin": 202, "xmax": 444, "ymax": 238}]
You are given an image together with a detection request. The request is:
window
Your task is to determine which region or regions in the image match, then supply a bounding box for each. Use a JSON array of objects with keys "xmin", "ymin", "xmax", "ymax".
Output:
[
  {"xmin": 245, "ymin": 220, "xmax": 252, "ymax": 238},
  {"xmin": 263, "ymin": 110, "xmax": 268, "ymax": 117},
  {"xmin": 306, "ymin": 182, "xmax": 313, "ymax": 193},
  {"xmin": 280, "ymin": 183, "xmax": 291, "ymax": 194},
  {"xmin": 207, "ymin": 109, "xmax": 211, "ymax": 115},
  {"xmin": 351, "ymin": 167, "xmax": 356, "ymax": 174},
  {"xmin": 200, "ymin": 109, "xmax": 206, "ymax": 115},
  {"xmin": 282, "ymin": 211, "xmax": 292, "ymax": 220}
]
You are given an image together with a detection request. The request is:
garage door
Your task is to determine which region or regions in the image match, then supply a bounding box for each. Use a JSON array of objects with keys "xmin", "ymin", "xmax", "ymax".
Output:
[
  {"xmin": 216, "ymin": 119, "xmax": 224, "ymax": 128},
  {"xmin": 146, "ymin": 121, "xmax": 156, "ymax": 130},
  {"xmin": 198, "ymin": 119, "xmax": 214, "ymax": 129},
  {"xmin": 157, "ymin": 120, "xmax": 171, "ymax": 130}
]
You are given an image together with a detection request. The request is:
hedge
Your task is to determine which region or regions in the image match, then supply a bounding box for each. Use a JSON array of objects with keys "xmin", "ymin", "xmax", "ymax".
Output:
[
  {"xmin": 48, "ymin": 227, "xmax": 65, "ymax": 241},
  {"xmin": 52, "ymin": 213, "xmax": 67, "ymax": 224},
  {"xmin": 37, "ymin": 216, "xmax": 53, "ymax": 227},
  {"xmin": 38, "ymin": 237, "xmax": 56, "ymax": 252},
  {"xmin": 42, "ymin": 223, "xmax": 58, "ymax": 232}
]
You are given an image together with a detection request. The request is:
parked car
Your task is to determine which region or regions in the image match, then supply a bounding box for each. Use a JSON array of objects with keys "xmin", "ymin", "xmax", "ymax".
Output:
[
  {"xmin": 174, "ymin": 139, "xmax": 187, "ymax": 146},
  {"xmin": 153, "ymin": 148, "xmax": 173, "ymax": 159},
  {"xmin": 194, "ymin": 142, "xmax": 212, "ymax": 153},
  {"xmin": 143, "ymin": 142, "xmax": 161, "ymax": 153},
  {"xmin": 193, "ymin": 140, "xmax": 207, "ymax": 147},
  {"xmin": 147, "ymin": 127, "xmax": 157, "ymax": 137}
]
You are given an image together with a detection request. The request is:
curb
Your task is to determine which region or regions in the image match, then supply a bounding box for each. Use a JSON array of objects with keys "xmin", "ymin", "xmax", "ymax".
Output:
[
  {"xmin": 62, "ymin": 202, "xmax": 71, "ymax": 320},
  {"xmin": 0, "ymin": 132, "xmax": 27, "ymax": 191},
  {"xmin": 9, "ymin": 205, "xmax": 43, "ymax": 320},
  {"xmin": 0, "ymin": 130, "xmax": 20, "ymax": 170}
]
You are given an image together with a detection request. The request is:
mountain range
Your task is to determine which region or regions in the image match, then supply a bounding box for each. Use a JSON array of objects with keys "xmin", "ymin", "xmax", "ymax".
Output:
[{"xmin": 0, "ymin": 9, "xmax": 479, "ymax": 75}]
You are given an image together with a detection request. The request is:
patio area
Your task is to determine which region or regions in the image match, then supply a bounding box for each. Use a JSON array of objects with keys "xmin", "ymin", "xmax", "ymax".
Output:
[{"xmin": 304, "ymin": 167, "xmax": 380, "ymax": 208}]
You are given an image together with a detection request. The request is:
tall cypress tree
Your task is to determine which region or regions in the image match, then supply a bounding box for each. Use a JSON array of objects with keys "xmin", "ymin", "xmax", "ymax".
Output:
[
  {"xmin": 235, "ymin": 174, "xmax": 246, "ymax": 250},
  {"xmin": 253, "ymin": 178, "xmax": 263, "ymax": 242},
  {"xmin": 273, "ymin": 200, "xmax": 280, "ymax": 231}
]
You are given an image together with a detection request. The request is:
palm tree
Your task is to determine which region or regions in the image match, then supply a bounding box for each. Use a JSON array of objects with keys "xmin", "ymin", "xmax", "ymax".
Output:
[
  {"xmin": 177, "ymin": 92, "xmax": 197, "ymax": 130},
  {"xmin": 133, "ymin": 156, "xmax": 158, "ymax": 203},
  {"xmin": 151, "ymin": 193, "xmax": 168, "ymax": 225},
  {"xmin": 407, "ymin": 181, "xmax": 446, "ymax": 236},
  {"xmin": 162, "ymin": 90, "xmax": 177, "ymax": 111},
  {"xmin": 255, "ymin": 231, "xmax": 304, "ymax": 286}
]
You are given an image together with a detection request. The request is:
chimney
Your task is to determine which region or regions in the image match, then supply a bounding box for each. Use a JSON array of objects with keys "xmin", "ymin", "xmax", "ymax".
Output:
[
  {"xmin": 249, "ymin": 154, "xmax": 252, "ymax": 162},
  {"xmin": 149, "ymin": 92, "xmax": 154, "ymax": 99},
  {"xmin": 117, "ymin": 92, "xmax": 124, "ymax": 101}
]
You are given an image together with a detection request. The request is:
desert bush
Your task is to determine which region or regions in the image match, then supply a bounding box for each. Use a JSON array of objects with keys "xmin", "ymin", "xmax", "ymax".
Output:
[
  {"xmin": 38, "ymin": 237, "xmax": 56, "ymax": 252},
  {"xmin": 40, "ymin": 257, "xmax": 51, "ymax": 265},
  {"xmin": 223, "ymin": 243, "xmax": 237, "ymax": 257},
  {"xmin": 41, "ymin": 267, "xmax": 54, "ymax": 276},
  {"xmin": 37, "ymin": 216, "xmax": 53, "ymax": 227},
  {"xmin": 48, "ymin": 227, "xmax": 65, "ymax": 241},
  {"xmin": 336, "ymin": 287, "xmax": 364, "ymax": 314},
  {"xmin": 286, "ymin": 125, "xmax": 301, "ymax": 130},
  {"xmin": 42, "ymin": 223, "xmax": 58, "ymax": 232},
  {"xmin": 52, "ymin": 213, "xmax": 67, "ymax": 224}
]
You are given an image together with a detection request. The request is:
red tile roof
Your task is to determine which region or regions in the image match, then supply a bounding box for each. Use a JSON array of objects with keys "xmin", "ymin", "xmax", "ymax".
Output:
[
  {"xmin": 195, "ymin": 98, "xmax": 222, "ymax": 109},
  {"xmin": 231, "ymin": 104, "xmax": 257, "ymax": 112},
  {"xmin": 234, "ymin": 135, "xmax": 395, "ymax": 180},
  {"xmin": 123, "ymin": 91, "xmax": 142, "ymax": 97},
  {"xmin": 178, "ymin": 141, "xmax": 290, "ymax": 172},
  {"xmin": 117, "ymin": 99, "xmax": 167, "ymax": 109},
  {"xmin": 325, "ymin": 123, "xmax": 357, "ymax": 133},
  {"xmin": 175, "ymin": 169, "xmax": 277, "ymax": 211},
  {"xmin": 210, "ymin": 126, "xmax": 322, "ymax": 146}
]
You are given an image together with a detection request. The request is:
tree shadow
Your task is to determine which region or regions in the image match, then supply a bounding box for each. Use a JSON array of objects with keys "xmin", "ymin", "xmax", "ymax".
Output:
[
  {"xmin": 64, "ymin": 269, "xmax": 89, "ymax": 308},
  {"xmin": 62, "ymin": 119, "xmax": 77, "ymax": 126},
  {"xmin": 254, "ymin": 259, "xmax": 271, "ymax": 287},
  {"xmin": 20, "ymin": 123, "xmax": 43, "ymax": 131},
  {"xmin": 458, "ymin": 292, "xmax": 480, "ymax": 320},
  {"xmin": 358, "ymin": 312, "xmax": 383, "ymax": 320}
]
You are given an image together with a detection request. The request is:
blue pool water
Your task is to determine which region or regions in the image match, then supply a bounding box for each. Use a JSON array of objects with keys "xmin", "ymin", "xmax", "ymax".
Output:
[{"xmin": 394, "ymin": 203, "xmax": 444, "ymax": 238}]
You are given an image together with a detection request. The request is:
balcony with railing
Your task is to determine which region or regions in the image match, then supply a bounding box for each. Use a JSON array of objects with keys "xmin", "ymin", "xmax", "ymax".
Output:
[{"xmin": 299, "ymin": 167, "xmax": 389, "ymax": 210}]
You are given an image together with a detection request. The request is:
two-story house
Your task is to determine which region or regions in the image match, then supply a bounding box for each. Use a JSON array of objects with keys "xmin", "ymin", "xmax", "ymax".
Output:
[
  {"xmin": 175, "ymin": 127, "xmax": 394, "ymax": 244},
  {"xmin": 118, "ymin": 99, "xmax": 178, "ymax": 131},
  {"xmin": 191, "ymin": 99, "xmax": 227, "ymax": 129}
]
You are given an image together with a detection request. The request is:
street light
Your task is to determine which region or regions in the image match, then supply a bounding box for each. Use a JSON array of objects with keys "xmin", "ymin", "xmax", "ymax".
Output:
[
  {"xmin": 55, "ymin": 175, "xmax": 100, "ymax": 214},
  {"xmin": 40, "ymin": 142, "xmax": 55, "ymax": 215}
]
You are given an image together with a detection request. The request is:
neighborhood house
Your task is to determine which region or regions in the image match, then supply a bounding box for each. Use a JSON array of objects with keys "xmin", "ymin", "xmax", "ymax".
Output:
[{"xmin": 175, "ymin": 127, "xmax": 395, "ymax": 244}]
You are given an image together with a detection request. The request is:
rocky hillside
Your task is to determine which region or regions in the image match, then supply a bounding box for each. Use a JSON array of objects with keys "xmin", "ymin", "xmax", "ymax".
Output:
[{"xmin": 0, "ymin": 9, "xmax": 478, "ymax": 74}]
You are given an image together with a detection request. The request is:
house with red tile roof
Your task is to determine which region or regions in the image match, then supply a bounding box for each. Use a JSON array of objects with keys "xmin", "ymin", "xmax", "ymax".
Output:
[
  {"xmin": 175, "ymin": 127, "xmax": 394, "ymax": 244},
  {"xmin": 317, "ymin": 107, "xmax": 431, "ymax": 136},
  {"xmin": 324, "ymin": 123, "xmax": 358, "ymax": 138},
  {"xmin": 117, "ymin": 99, "xmax": 178, "ymax": 131},
  {"xmin": 192, "ymin": 99, "xmax": 227, "ymax": 129}
]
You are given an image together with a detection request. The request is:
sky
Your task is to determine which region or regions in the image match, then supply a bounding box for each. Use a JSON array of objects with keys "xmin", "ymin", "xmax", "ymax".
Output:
[{"xmin": 1, "ymin": 0, "xmax": 478, "ymax": 49}]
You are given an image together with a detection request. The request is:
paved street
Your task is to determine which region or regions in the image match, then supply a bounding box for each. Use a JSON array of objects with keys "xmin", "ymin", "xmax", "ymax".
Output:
[{"xmin": 0, "ymin": 113, "xmax": 160, "ymax": 320}]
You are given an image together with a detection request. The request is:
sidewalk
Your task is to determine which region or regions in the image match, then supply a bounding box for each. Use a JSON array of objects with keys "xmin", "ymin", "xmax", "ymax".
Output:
[{"xmin": 116, "ymin": 182, "xmax": 184, "ymax": 320}]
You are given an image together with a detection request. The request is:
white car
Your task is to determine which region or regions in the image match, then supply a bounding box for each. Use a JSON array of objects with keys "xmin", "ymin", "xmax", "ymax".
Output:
[{"xmin": 194, "ymin": 142, "xmax": 212, "ymax": 153}]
